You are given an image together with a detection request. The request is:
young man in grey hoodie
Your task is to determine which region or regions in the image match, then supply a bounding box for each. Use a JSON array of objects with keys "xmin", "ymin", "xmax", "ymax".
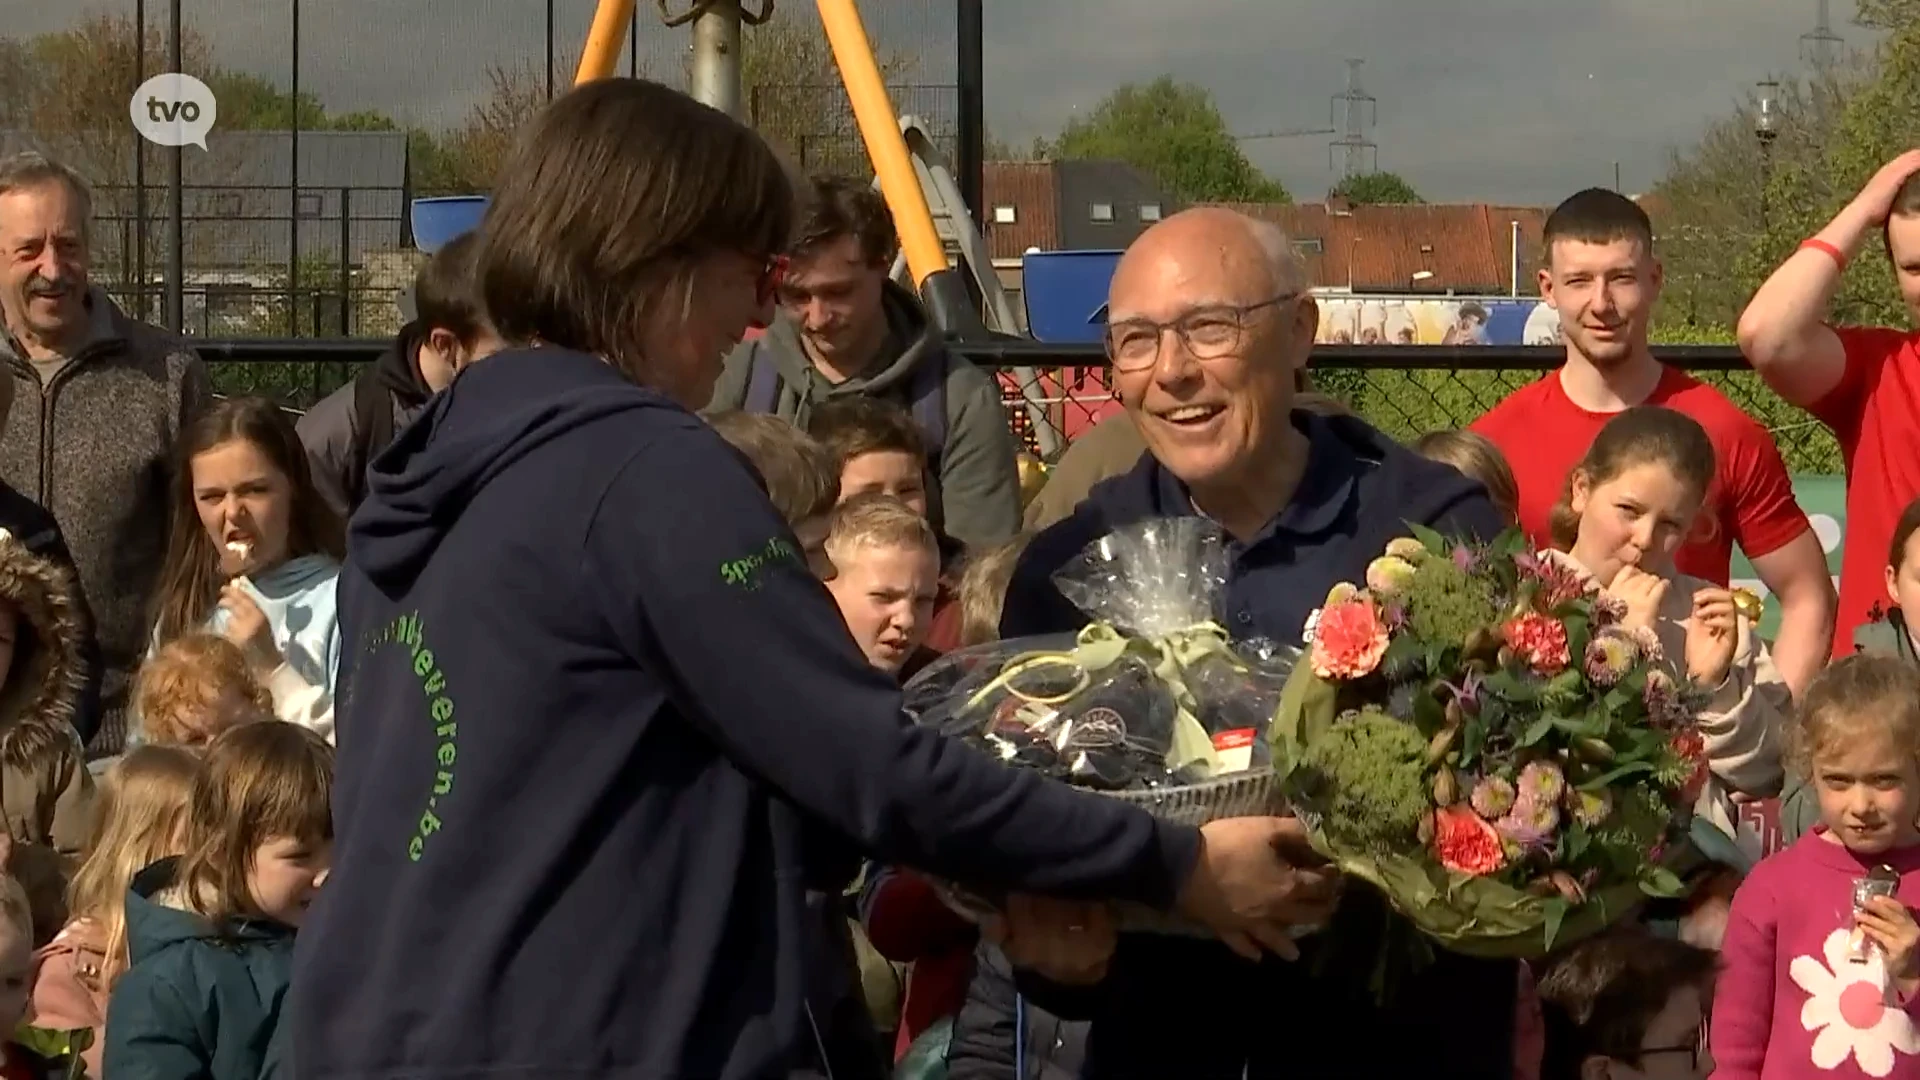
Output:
[
  {"xmin": 0, "ymin": 151, "xmax": 209, "ymax": 757},
  {"xmin": 704, "ymin": 176, "xmax": 1023, "ymax": 550}
]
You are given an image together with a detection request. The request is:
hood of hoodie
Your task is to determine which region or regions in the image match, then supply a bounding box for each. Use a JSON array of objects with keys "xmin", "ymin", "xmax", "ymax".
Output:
[
  {"xmin": 0, "ymin": 535, "xmax": 87, "ymax": 768},
  {"xmin": 124, "ymin": 858, "xmax": 290, "ymax": 963},
  {"xmin": 371, "ymin": 322, "xmax": 434, "ymax": 408},
  {"xmin": 354, "ymin": 347, "xmax": 674, "ymax": 592},
  {"xmin": 759, "ymin": 278, "xmax": 944, "ymax": 404}
]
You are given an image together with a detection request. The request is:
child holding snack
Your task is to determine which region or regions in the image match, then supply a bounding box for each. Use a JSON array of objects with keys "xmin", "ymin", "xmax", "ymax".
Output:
[
  {"xmin": 30, "ymin": 744, "xmax": 200, "ymax": 1078},
  {"xmin": 134, "ymin": 635, "xmax": 273, "ymax": 748},
  {"xmin": 149, "ymin": 398, "xmax": 344, "ymax": 741},
  {"xmin": 1548, "ymin": 406, "xmax": 1789, "ymax": 862},
  {"xmin": 103, "ymin": 722, "xmax": 330, "ymax": 1080},
  {"xmin": 1713, "ymin": 655, "xmax": 1920, "ymax": 1079}
]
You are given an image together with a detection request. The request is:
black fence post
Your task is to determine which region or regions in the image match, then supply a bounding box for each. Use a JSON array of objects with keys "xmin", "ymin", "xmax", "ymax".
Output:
[
  {"xmin": 338, "ymin": 186, "xmax": 351, "ymax": 337},
  {"xmin": 288, "ymin": 0, "xmax": 302, "ymax": 338}
]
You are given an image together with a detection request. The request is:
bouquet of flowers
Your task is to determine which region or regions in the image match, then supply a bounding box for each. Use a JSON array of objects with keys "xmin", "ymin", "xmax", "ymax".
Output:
[
  {"xmin": 905, "ymin": 517, "xmax": 1295, "ymax": 826},
  {"xmin": 1272, "ymin": 526, "xmax": 1706, "ymax": 959}
]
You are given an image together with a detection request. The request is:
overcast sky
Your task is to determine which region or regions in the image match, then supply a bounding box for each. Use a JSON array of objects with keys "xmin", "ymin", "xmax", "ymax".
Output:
[{"xmin": 6, "ymin": 0, "xmax": 1867, "ymax": 206}]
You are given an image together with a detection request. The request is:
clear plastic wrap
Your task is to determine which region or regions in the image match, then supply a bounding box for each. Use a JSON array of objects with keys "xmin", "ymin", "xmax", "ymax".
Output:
[{"xmin": 905, "ymin": 519, "xmax": 1296, "ymax": 810}]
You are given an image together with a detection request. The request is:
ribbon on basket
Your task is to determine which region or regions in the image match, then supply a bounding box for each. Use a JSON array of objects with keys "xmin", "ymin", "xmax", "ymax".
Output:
[{"xmin": 965, "ymin": 620, "xmax": 1240, "ymax": 778}]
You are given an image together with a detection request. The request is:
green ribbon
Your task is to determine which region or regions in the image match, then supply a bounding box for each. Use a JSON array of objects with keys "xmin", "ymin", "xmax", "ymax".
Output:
[{"xmin": 967, "ymin": 620, "xmax": 1239, "ymax": 778}]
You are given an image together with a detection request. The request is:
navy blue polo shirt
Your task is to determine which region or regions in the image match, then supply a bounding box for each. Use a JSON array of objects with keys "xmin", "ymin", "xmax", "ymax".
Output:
[
  {"xmin": 1000, "ymin": 408, "xmax": 1520, "ymax": 1080},
  {"xmin": 1002, "ymin": 408, "xmax": 1507, "ymax": 645}
]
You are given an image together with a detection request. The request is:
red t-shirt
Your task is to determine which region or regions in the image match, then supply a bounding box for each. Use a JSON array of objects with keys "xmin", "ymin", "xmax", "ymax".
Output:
[
  {"xmin": 1809, "ymin": 327, "xmax": 1920, "ymax": 655},
  {"xmin": 1471, "ymin": 366, "xmax": 1810, "ymax": 584}
]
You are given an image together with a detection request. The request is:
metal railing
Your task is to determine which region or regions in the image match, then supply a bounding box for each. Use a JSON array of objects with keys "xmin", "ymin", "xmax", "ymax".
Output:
[{"xmin": 193, "ymin": 340, "xmax": 1841, "ymax": 475}]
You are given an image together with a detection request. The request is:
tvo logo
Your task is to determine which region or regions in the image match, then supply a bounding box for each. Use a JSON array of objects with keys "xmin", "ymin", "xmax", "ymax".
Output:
[{"xmin": 129, "ymin": 73, "xmax": 217, "ymax": 150}]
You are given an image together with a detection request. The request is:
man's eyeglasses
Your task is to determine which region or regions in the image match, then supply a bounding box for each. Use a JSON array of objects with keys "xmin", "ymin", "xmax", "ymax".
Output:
[
  {"xmin": 1102, "ymin": 292, "xmax": 1299, "ymax": 372},
  {"xmin": 1638, "ymin": 1014, "xmax": 1711, "ymax": 1071}
]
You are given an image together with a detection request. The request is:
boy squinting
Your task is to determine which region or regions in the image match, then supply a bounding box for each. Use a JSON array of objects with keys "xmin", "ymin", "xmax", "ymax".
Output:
[{"xmin": 822, "ymin": 493, "xmax": 940, "ymax": 675}]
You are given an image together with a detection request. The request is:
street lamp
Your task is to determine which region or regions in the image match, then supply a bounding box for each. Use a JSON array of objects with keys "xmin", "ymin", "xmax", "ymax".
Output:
[{"xmin": 1756, "ymin": 79, "xmax": 1780, "ymax": 225}]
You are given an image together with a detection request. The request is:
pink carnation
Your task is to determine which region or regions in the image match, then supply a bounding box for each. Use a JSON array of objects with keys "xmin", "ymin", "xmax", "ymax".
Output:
[
  {"xmin": 1503, "ymin": 613, "xmax": 1571, "ymax": 675},
  {"xmin": 1309, "ymin": 598, "xmax": 1390, "ymax": 680},
  {"xmin": 1434, "ymin": 804, "xmax": 1507, "ymax": 876}
]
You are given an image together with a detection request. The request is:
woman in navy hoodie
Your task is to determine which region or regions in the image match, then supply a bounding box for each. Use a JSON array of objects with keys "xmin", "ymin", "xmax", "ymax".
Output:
[{"xmin": 288, "ymin": 78, "xmax": 1326, "ymax": 1080}]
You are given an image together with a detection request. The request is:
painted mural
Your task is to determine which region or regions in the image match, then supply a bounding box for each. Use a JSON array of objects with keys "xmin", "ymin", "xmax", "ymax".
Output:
[{"xmin": 1312, "ymin": 294, "xmax": 1564, "ymax": 347}]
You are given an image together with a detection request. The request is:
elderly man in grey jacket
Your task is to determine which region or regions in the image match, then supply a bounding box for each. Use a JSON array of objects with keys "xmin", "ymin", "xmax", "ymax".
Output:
[{"xmin": 0, "ymin": 151, "xmax": 210, "ymax": 756}]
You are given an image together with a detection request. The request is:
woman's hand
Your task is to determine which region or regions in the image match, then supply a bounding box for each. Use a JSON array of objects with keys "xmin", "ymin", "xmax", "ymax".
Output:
[
  {"xmin": 1857, "ymin": 894, "xmax": 1920, "ymax": 998},
  {"xmin": 1683, "ymin": 588, "xmax": 1739, "ymax": 689},
  {"xmin": 218, "ymin": 584, "xmax": 283, "ymax": 678},
  {"xmin": 1606, "ymin": 566, "xmax": 1669, "ymax": 632},
  {"xmin": 1174, "ymin": 816, "xmax": 1341, "ymax": 962}
]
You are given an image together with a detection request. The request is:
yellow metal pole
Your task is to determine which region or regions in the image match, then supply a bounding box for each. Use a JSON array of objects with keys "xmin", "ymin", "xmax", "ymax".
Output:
[
  {"xmin": 814, "ymin": 0, "xmax": 950, "ymax": 285},
  {"xmin": 575, "ymin": 0, "xmax": 637, "ymax": 85}
]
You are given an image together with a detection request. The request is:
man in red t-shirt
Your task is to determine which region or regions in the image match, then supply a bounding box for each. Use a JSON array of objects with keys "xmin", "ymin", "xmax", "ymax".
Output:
[
  {"xmin": 1739, "ymin": 149, "xmax": 1920, "ymax": 659},
  {"xmin": 1473, "ymin": 188, "xmax": 1835, "ymax": 694}
]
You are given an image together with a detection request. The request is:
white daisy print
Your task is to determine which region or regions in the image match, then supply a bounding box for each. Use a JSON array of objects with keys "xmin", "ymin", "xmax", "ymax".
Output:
[
  {"xmin": 1301, "ymin": 607, "xmax": 1322, "ymax": 647},
  {"xmin": 1790, "ymin": 927, "xmax": 1920, "ymax": 1076}
]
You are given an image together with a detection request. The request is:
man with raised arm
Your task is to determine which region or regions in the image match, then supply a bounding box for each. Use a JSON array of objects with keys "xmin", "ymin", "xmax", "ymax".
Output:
[{"xmin": 1739, "ymin": 150, "xmax": 1920, "ymax": 655}]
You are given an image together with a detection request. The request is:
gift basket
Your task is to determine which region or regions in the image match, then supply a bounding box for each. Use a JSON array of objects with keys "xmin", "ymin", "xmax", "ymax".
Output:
[
  {"xmin": 903, "ymin": 518, "xmax": 1297, "ymax": 924},
  {"xmin": 1271, "ymin": 527, "xmax": 1707, "ymax": 961}
]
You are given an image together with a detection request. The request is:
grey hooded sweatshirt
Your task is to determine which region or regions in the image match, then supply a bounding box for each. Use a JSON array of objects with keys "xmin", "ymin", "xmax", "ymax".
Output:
[{"xmin": 705, "ymin": 280, "xmax": 1022, "ymax": 549}]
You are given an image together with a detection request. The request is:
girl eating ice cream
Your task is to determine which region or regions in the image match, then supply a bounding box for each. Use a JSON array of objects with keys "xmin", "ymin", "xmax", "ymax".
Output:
[{"xmin": 145, "ymin": 397, "xmax": 343, "ymax": 741}]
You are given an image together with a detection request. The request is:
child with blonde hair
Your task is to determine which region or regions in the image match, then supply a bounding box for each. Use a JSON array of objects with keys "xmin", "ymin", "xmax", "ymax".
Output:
[
  {"xmin": 1714, "ymin": 655, "xmax": 1920, "ymax": 1078},
  {"xmin": 823, "ymin": 493, "xmax": 942, "ymax": 678},
  {"xmin": 134, "ymin": 635, "xmax": 274, "ymax": 748},
  {"xmin": 29, "ymin": 744, "xmax": 200, "ymax": 1078},
  {"xmin": 956, "ymin": 533, "xmax": 1031, "ymax": 647},
  {"xmin": 1414, "ymin": 428, "xmax": 1521, "ymax": 526},
  {"xmin": 103, "ymin": 723, "xmax": 331, "ymax": 1079}
]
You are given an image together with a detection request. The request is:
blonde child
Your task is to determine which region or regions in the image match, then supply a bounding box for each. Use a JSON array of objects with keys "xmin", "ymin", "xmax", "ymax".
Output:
[
  {"xmin": 29, "ymin": 745, "xmax": 200, "ymax": 1078},
  {"xmin": 1414, "ymin": 428, "xmax": 1521, "ymax": 526},
  {"xmin": 0, "ymin": 530, "xmax": 96, "ymax": 947},
  {"xmin": 102, "ymin": 723, "xmax": 331, "ymax": 1079},
  {"xmin": 706, "ymin": 411, "xmax": 840, "ymax": 577},
  {"xmin": 1548, "ymin": 406, "xmax": 1788, "ymax": 861},
  {"xmin": 956, "ymin": 533, "xmax": 1031, "ymax": 648},
  {"xmin": 1712, "ymin": 655, "xmax": 1920, "ymax": 1078},
  {"xmin": 149, "ymin": 398, "xmax": 345, "ymax": 741},
  {"xmin": 134, "ymin": 635, "xmax": 274, "ymax": 748},
  {"xmin": 823, "ymin": 493, "xmax": 942, "ymax": 678}
]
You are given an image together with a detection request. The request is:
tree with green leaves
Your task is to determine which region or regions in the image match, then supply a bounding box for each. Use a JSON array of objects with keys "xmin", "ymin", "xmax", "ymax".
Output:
[
  {"xmin": 1045, "ymin": 77, "xmax": 1289, "ymax": 203},
  {"xmin": 1331, "ymin": 170, "xmax": 1422, "ymax": 205}
]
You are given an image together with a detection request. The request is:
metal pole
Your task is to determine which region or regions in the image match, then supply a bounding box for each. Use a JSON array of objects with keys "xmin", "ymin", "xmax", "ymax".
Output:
[
  {"xmin": 165, "ymin": 0, "xmax": 183, "ymax": 335},
  {"xmin": 629, "ymin": 3, "xmax": 639, "ymax": 77},
  {"xmin": 288, "ymin": 0, "xmax": 301, "ymax": 336},
  {"xmin": 956, "ymin": 0, "xmax": 983, "ymax": 220},
  {"xmin": 689, "ymin": 0, "xmax": 742, "ymax": 117},
  {"xmin": 337, "ymin": 186, "xmax": 350, "ymax": 336},
  {"xmin": 134, "ymin": 0, "xmax": 149, "ymax": 321},
  {"xmin": 545, "ymin": 0, "xmax": 555, "ymax": 99}
]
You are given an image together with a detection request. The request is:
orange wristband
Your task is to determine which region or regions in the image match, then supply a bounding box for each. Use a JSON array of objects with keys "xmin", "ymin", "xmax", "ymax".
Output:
[{"xmin": 1800, "ymin": 238, "xmax": 1848, "ymax": 270}]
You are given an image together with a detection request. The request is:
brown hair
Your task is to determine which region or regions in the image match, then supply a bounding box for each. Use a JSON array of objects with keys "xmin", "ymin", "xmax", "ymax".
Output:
[
  {"xmin": 1888, "ymin": 493, "xmax": 1920, "ymax": 570},
  {"xmin": 807, "ymin": 397, "xmax": 927, "ymax": 472},
  {"xmin": 135, "ymin": 634, "xmax": 274, "ymax": 746},
  {"xmin": 824, "ymin": 492, "xmax": 939, "ymax": 570},
  {"xmin": 151, "ymin": 397, "xmax": 345, "ymax": 648},
  {"xmin": 707, "ymin": 412, "xmax": 841, "ymax": 526},
  {"xmin": 957, "ymin": 533, "xmax": 1031, "ymax": 647},
  {"xmin": 413, "ymin": 230, "xmax": 487, "ymax": 343},
  {"xmin": 0, "ymin": 151, "xmax": 93, "ymax": 242},
  {"xmin": 175, "ymin": 722, "xmax": 332, "ymax": 929},
  {"xmin": 792, "ymin": 176, "xmax": 898, "ymax": 266},
  {"xmin": 66, "ymin": 745, "xmax": 202, "ymax": 989},
  {"xmin": 1790, "ymin": 652, "xmax": 1920, "ymax": 779},
  {"xmin": 1414, "ymin": 429, "xmax": 1519, "ymax": 525},
  {"xmin": 1547, "ymin": 406, "xmax": 1716, "ymax": 552},
  {"xmin": 477, "ymin": 79, "xmax": 794, "ymax": 383},
  {"xmin": 1543, "ymin": 188, "xmax": 1654, "ymax": 265},
  {"xmin": 1536, "ymin": 926, "xmax": 1715, "ymax": 1077}
]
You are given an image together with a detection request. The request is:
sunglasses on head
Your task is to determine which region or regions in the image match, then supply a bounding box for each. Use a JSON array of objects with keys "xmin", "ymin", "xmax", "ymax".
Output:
[{"xmin": 747, "ymin": 255, "xmax": 788, "ymax": 331}]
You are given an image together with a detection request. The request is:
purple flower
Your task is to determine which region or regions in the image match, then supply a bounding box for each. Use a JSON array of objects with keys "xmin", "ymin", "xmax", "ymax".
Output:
[
  {"xmin": 1440, "ymin": 670, "xmax": 1485, "ymax": 715},
  {"xmin": 1452, "ymin": 545, "xmax": 1480, "ymax": 573},
  {"xmin": 1584, "ymin": 630, "xmax": 1638, "ymax": 687},
  {"xmin": 1381, "ymin": 602, "xmax": 1409, "ymax": 630},
  {"xmin": 1470, "ymin": 775, "xmax": 1516, "ymax": 819},
  {"xmin": 1517, "ymin": 760, "xmax": 1566, "ymax": 805},
  {"xmin": 1590, "ymin": 592, "xmax": 1627, "ymax": 629},
  {"xmin": 1497, "ymin": 795, "xmax": 1561, "ymax": 848}
]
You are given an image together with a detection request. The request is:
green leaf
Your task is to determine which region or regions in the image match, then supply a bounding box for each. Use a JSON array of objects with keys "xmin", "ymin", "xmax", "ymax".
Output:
[
  {"xmin": 1520, "ymin": 715, "xmax": 1555, "ymax": 747},
  {"xmin": 1562, "ymin": 821, "xmax": 1592, "ymax": 863},
  {"xmin": 1639, "ymin": 866, "xmax": 1687, "ymax": 898},
  {"xmin": 1407, "ymin": 522, "xmax": 1448, "ymax": 554},
  {"xmin": 1542, "ymin": 896, "xmax": 1572, "ymax": 952},
  {"xmin": 1413, "ymin": 687, "xmax": 1447, "ymax": 736},
  {"xmin": 1461, "ymin": 710, "xmax": 1489, "ymax": 769},
  {"xmin": 1578, "ymin": 761, "xmax": 1656, "ymax": 790}
]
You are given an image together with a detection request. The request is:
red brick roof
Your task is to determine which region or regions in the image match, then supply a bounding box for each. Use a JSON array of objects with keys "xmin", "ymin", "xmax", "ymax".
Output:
[
  {"xmin": 981, "ymin": 162, "xmax": 1060, "ymax": 259},
  {"xmin": 1205, "ymin": 201, "xmax": 1550, "ymax": 294}
]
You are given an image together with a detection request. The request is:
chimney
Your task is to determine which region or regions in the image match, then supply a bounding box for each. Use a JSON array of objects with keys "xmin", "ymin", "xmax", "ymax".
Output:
[{"xmin": 1327, "ymin": 194, "xmax": 1354, "ymax": 217}]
